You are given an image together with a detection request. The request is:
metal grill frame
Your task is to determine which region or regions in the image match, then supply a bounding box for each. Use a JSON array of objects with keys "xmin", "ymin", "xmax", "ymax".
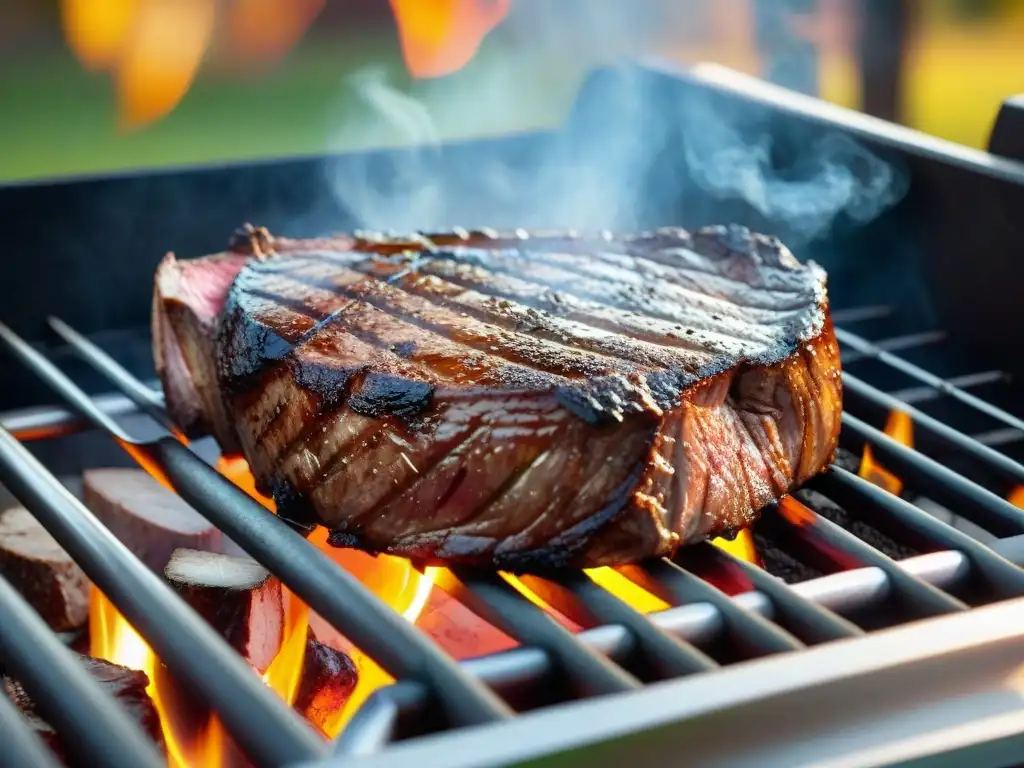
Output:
[{"xmin": 1, "ymin": 61, "xmax": 1024, "ymax": 767}]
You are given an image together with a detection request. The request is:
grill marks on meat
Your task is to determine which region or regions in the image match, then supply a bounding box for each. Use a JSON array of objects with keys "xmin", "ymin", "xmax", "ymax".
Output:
[{"xmin": 199, "ymin": 225, "xmax": 840, "ymax": 568}]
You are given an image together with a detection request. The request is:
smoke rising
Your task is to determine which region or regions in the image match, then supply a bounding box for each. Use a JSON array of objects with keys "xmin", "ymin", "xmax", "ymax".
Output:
[
  {"xmin": 680, "ymin": 86, "xmax": 909, "ymax": 242},
  {"xmin": 324, "ymin": 1, "xmax": 909, "ymax": 247}
]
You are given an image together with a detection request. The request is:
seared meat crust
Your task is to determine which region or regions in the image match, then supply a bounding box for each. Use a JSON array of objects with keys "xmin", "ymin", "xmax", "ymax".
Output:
[{"xmin": 167, "ymin": 225, "xmax": 843, "ymax": 569}]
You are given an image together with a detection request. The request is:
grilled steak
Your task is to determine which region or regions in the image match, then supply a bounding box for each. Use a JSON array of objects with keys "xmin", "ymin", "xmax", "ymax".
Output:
[{"xmin": 154, "ymin": 225, "xmax": 841, "ymax": 569}]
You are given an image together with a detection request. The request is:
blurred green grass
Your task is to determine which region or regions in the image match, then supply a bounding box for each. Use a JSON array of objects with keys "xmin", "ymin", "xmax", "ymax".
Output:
[
  {"xmin": 0, "ymin": 32, "xmax": 581, "ymax": 183},
  {"xmin": 1, "ymin": 15, "xmax": 1022, "ymax": 184}
]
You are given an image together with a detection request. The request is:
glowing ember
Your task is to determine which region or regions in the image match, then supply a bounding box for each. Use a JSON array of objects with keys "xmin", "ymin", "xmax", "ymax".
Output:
[
  {"xmin": 859, "ymin": 409, "xmax": 913, "ymax": 495},
  {"xmin": 389, "ymin": 0, "xmax": 510, "ymax": 78}
]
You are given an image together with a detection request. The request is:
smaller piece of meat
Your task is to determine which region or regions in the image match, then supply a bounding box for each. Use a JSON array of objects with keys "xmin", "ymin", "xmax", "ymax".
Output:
[
  {"xmin": 3, "ymin": 654, "xmax": 166, "ymax": 765},
  {"xmin": 293, "ymin": 632, "xmax": 358, "ymax": 736},
  {"xmin": 164, "ymin": 548, "xmax": 284, "ymax": 674},
  {"xmin": 0, "ymin": 507, "xmax": 90, "ymax": 632},
  {"xmin": 83, "ymin": 469, "xmax": 221, "ymax": 573}
]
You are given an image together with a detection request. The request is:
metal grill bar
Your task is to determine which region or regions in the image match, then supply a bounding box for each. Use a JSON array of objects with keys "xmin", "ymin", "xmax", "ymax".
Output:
[
  {"xmin": 830, "ymin": 305, "xmax": 891, "ymax": 324},
  {"xmin": 844, "ymin": 372, "xmax": 1024, "ymax": 486},
  {"xmin": 11, "ymin": 317, "xmax": 1024, "ymax": 757},
  {"xmin": 840, "ymin": 329, "xmax": 946, "ymax": 363},
  {"xmin": 330, "ymin": 533, "xmax": 1024, "ymax": 743},
  {"xmin": 1, "ymin": 393, "xmax": 140, "ymax": 442},
  {"xmin": 440, "ymin": 569, "xmax": 640, "ymax": 696},
  {"xmin": 760, "ymin": 501, "xmax": 968, "ymax": 617},
  {"xmin": 333, "ymin": 683, "xmax": 420, "ymax": 756},
  {"xmin": 624, "ymin": 559, "xmax": 805, "ymax": 656},
  {"xmin": 0, "ymin": 575, "xmax": 164, "ymax": 768},
  {"xmin": 835, "ymin": 327, "xmax": 1024, "ymax": 433},
  {"xmin": 676, "ymin": 543, "xmax": 863, "ymax": 643},
  {"xmin": 517, "ymin": 572, "xmax": 720, "ymax": 679},
  {"xmin": 313, "ymin": 596, "xmax": 1024, "ymax": 768},
  {"xmin": 0, "ymin": 321, "xmax": 513, "ymax": 730},
  {"xmin": 47, "ymin": 319, "xmax": 173, "ymax": 432},
  {"xmin": 814, "ymin": 467, "xmax": 1024, "ymax": 597},
  {"xmin": 888, "ymin": 371, "xmax": 1010, "ymax": 405},
  {"xmin": 0, "ymin": 428, "xmax": 325, "ymax": 767},
  {"xmin": 842, "ymin": 412, "xmax": 1024, "ymax": 536},
  {"xmin": 0, "ymin": 684, "xmax": 60, "ymax": 768}
]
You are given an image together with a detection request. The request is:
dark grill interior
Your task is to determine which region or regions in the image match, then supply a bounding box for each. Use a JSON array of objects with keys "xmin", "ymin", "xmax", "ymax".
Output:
[{"xmin": 3, "ymin": 62, "xmax": 1024, "ymax": 768}]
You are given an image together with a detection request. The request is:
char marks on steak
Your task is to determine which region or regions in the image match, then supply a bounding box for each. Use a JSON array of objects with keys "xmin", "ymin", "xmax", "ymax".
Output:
[{"xmin": 154, "ymin": 225, "xmax": 841, "ymax": 569}]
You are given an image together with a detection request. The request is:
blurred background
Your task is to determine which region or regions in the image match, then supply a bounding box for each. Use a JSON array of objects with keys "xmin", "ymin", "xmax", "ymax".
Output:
[{"xmin": 1, "ymin": 0, "xmax": 1022, "ymax": 183}]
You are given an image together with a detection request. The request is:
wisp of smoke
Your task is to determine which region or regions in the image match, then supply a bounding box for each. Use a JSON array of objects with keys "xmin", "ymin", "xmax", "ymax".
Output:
[
  {"xmin": 325, "ymin": 67, "xmax": 445, "ymax": 232},
  {"xmin": 324, "ymin": 4, "xmax": 908, "ymax": 245},
  {"xmin": 679, "ymin": 82, "xmax": 909, "ymax": 243}
]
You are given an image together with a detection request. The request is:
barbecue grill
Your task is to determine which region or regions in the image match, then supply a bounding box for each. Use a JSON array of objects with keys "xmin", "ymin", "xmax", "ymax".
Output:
[{"xmin": 3, "ymin": 59, "xmax": 1024, "ymax": 768}]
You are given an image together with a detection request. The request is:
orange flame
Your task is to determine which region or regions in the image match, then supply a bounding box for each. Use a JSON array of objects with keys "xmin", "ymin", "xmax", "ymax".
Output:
[
  {"xmin": 90, "ymin": 586, "xmax": 309, "ymax": 766},
  {"xmin": 91, "ymin": 452, "xmax": 436, "ymax": 763},
  {"xmin": 389, "ymin": 0, "xmax": 511, "ymax": 78},
  {"xmin": 60, "ymin": 0, "xmax": 510, "ymax": 129},
  {"xmin": 215, "ymin": 457, "xmax": 436, "ymax": 738},
  {"xmin": 221, "ymin": 0, "xmax": 325, "ymax": 69},
  {"xmin": 859, "ymin": 410, "xmax": 913, "ymax": 495},
  {"xmin": 712, "ymin": 528, "xmax": 760, "ymax": 565},
  {"xmin": 1008, "ymin": 487, "xmax": 1024, "ymax": 509},
  {"xmin": 61, "ymin": 0, "xmax": 215, "ymax": 130}
]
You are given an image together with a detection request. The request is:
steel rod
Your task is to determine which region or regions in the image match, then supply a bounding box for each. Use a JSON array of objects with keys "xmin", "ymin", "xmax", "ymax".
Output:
[
  {"xmin": 887, "ymin": 370, "xmax": 1009, "ymax": 405},
  {"xmin": 443, "ymin": 568, "xmax": 640, "ymax": 696},
  {"xmin": 625, "ymin": 559, "xmax": 805, "ymax": 656},
  {"xmin": 0, "ymin": 429, "xmax": 325, "ymax": 766},
  {"xmin": 840, "ymin": 329, "xmax": 946, "ymax": 363},
  {"xmin": 333, "ymin": 683, "xmax": 421, "ymax": 756},
  {"xmin": 760, "ymin": 501, "xmax": 968, "ymax": 618},
  {"xmin": 153, "ymin": 438, "xmax": 514, "ymax": 726},
  {"xmin": 0, "ymin": 319, "xmax": 515, "ymax": 729},
  {"xmin": 830, "ymin": 305, "xmax": 891, "ymax": 324},
  {"xmin": 843, "ymin": 372, "xmax": 1024, "ymax": 487},
  {"xmin": 813, "ymin": 467, "xmax": 1024, "ymax": 597},
  {"xmin": 0, "ymin": 575, "xmax": 164, "ymax": 768},
  {"xmin": 334, "ymin": 535, "xmax": 1024, "ymax": 753},
  {"xmin": 835, "ymin": 326, "xmax": 1024, "ymax": 434},
  {"xmin": 0, "ymin": 665, "xmax": 68, "ymax": 768},
  {"xmin": 47, "ymin": 318, "xmax": 176, "ymax": 432},
  {"xmin": 842, "ymin": 412, "xmax": 1024, "ymax": 536},
  {"xmin": 518, "ymin": 572, "xmax": 718, "ymax": 679},
  {"xmin": 677, "ymin": 543, "xmax": 863, "ymax": 643},
  {"xmin": 0, "ymin": 393, "xmax": 141, "ymax": 442}
]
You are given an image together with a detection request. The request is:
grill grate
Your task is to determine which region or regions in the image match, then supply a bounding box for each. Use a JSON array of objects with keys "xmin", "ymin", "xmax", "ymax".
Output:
[{"xmin": 1, "ymin": 307, "xmax": 1024, "ymax": 767}]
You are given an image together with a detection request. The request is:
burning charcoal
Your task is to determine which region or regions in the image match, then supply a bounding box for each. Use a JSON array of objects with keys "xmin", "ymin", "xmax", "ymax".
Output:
[
  {"xmin": 293, "ymin": 632, "xmax": 358, "ymax": 736},
  {"xmin": 83, "ymin": 468, "xmax": 221, "ymax": 573},
  {"xmin": 416, "ymin": 590, "xmax": 517, "ymax": 659},
  {"xmin": 0, "ymin": 507, "xmax": 90, "ymax": 632},
  {"xmin": 794, "ymin": 488, "xmax": 919, "ymax": 561},
  {"xmin": 164, "ymin": 548, "xmax": 284, "ymax": 673},
  {"xmin": 753, "ymin": 529, "xmax": 824, "ymax": 584},
  {"xmin": 833, "ymin": 447, "xmax": 862, "ymax": 474},
  {"xmin": 3, "ymin": 654, "xmax": 166, "ymax": 765}
]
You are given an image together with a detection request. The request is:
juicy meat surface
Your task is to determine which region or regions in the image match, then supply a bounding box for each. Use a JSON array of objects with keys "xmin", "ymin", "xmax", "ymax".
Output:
[{"xmin": 154, "ymin": 225, "xmax": 841, "ymax": 569}]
